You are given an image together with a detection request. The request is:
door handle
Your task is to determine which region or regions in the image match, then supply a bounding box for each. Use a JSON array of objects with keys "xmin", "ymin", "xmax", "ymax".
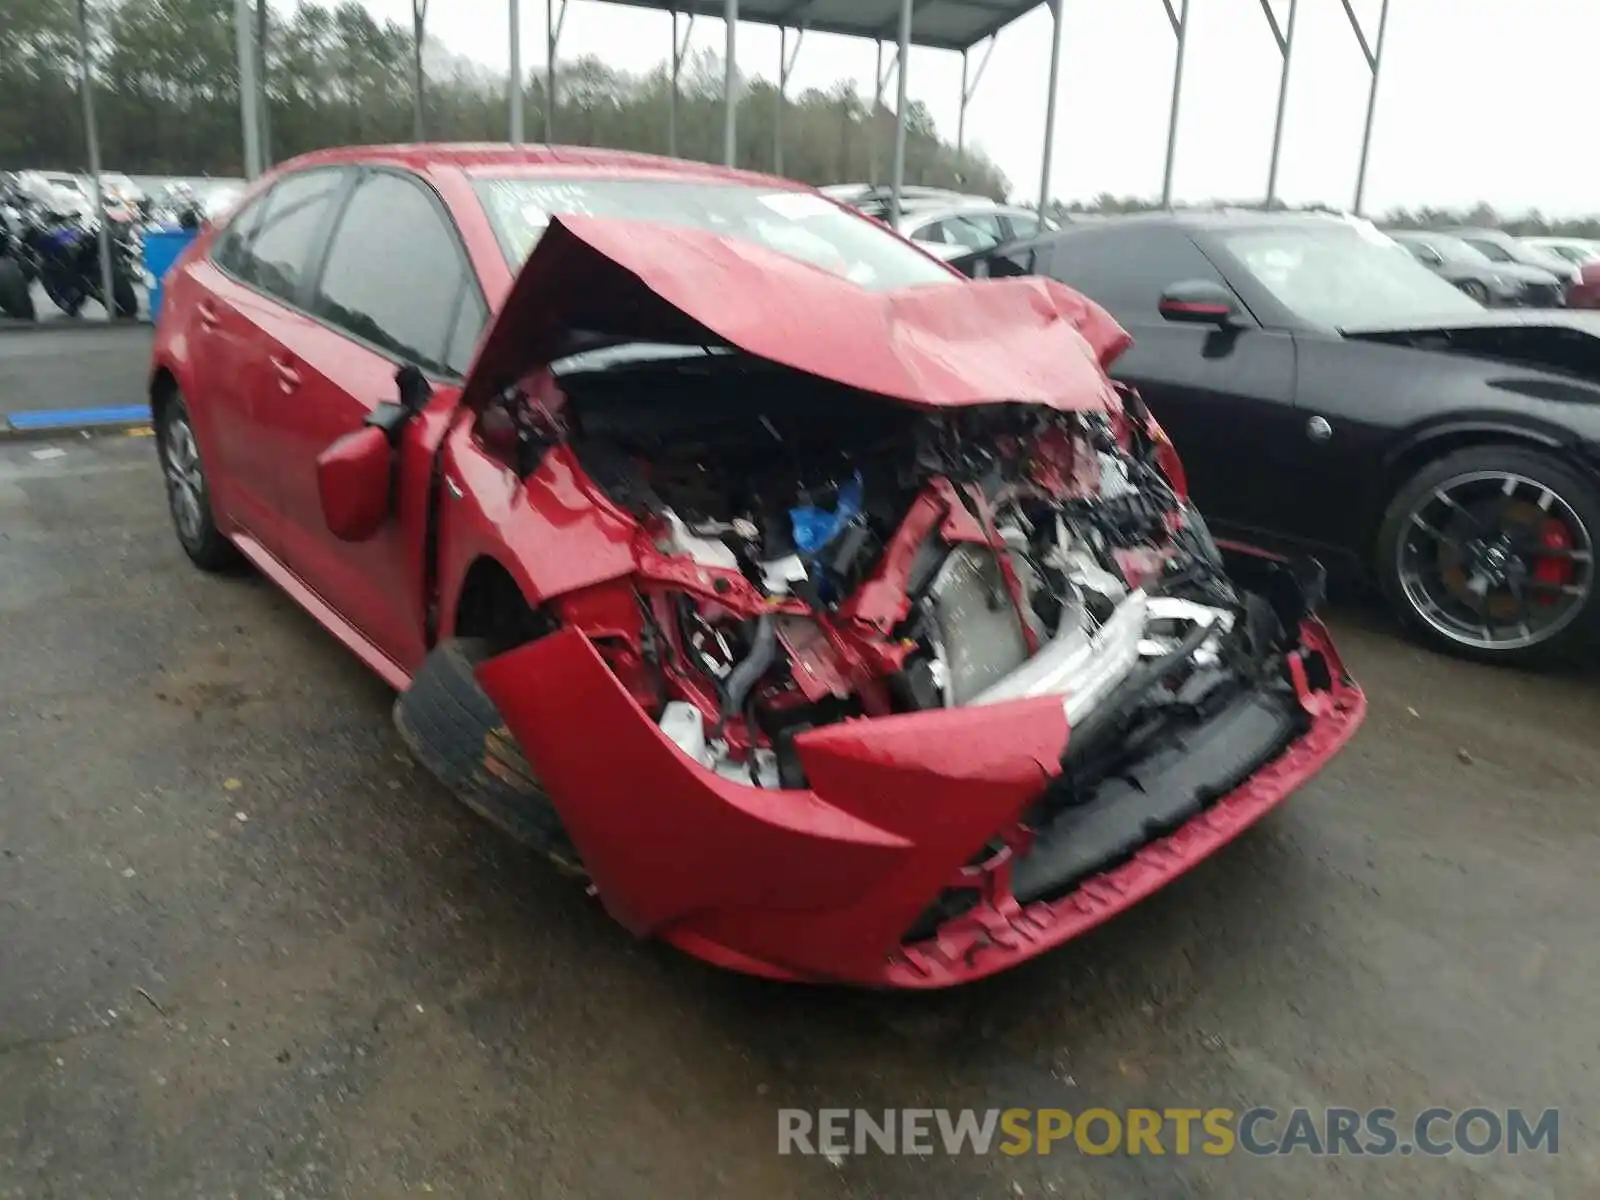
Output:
[
  {"xmin": 269, "ymin": 355, "xmax": 301, "ymax": 392},
  {"xmin": 197, "ymin": 300, "xmax": 219, "ymax": 329}
]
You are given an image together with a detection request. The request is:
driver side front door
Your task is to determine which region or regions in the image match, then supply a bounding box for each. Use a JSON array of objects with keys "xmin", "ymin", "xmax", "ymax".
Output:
[{"xmin": 251, "ymin": 167, "xmax": 488, "ymax": 679}]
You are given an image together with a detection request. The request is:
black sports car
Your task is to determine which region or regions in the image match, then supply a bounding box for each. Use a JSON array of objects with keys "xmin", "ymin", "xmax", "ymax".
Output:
[{"xmin": 951, "ymin": 212, "xmax": 1600, "ymax": 665}]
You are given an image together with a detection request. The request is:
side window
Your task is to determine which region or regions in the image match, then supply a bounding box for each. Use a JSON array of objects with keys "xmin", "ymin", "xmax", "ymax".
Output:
[
  {"xmin": 938, "ymin": 213, "xmax": 1005, "ymax": 252},
  {"xmin": 311, "ymin": 171, "xmax": 476, "ymax": 375},
  {"xmin": 1046, "ymin": 228, "xmax": 1229, "ymax": 321},
  {"xmin": 1006, "ymin": 214, "xmax": 1042, "ymax": 240},
  {"xmin": 909, "ymin": 221, "xmax": 945, "ymax": 244},
  {"xmin": 212, "ymin": 193, "xmax": 268, "ymax": 275},
  {"xmin": 236, "ymin": 170, "xmax": 345, "ymax": 304},
  {"xmin": 444, "ymin": 283, "xmax": 488, "ymax": 376}
]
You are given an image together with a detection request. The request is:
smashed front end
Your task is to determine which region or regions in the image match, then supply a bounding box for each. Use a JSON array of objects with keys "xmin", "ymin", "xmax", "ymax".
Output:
[{"xmin": 474, "ymin": 356, "xmax": 1364, "ymax": 987}]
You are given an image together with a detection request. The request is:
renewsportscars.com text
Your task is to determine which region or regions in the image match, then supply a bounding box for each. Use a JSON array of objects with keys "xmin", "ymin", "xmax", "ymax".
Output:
[{"xmin": 778, "ymin": 1106, "xmax": 1559, "ymax": 1158}]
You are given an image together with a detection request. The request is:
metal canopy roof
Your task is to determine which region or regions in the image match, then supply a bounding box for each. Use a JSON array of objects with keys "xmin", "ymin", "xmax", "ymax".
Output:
[{"xmin": 596, "ymin": 0, "xmax": 1046, "ymax": 54}]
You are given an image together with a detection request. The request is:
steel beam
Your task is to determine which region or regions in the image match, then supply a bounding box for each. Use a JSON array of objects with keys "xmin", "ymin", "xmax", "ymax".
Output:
[
  {"xmin": 1341, "ymin": 0, "xmax": 1391, "ymax": 215},
  {"xmin": 76, "ymin": 0, "xmax": 116, "ymax": 321},
  {"xmin": 1260, "ymin": 0, "xmax": 1297, "ymax": 206},
  {"xmin": 955, "ymin": 35, "xmax": 995, "ymax": 158},
  {"xmin": 1038, "ymin": 0, "xmax": 1062, "ymax": 212},
  {"xmin": 668, "ymin": 10, "xmax": 695, "ymax": 157},
  {"xmin": 888, "ymin": 0, "xmax": 912, "ymax": 224},
  {"xmin": 411, "ymin": 0, "xmax": 427, "ymax": 139},
  {"xmin": 256, "ymin": 0, "xmax": 271, "ymax": 164},
  {"xmin": 774, "ymin": 25, "xmax": 804, "ymax": 175},
  {"xmin": 546, "ymin": 0, "xmax": 566, "ymax": 143},
  {"xmin": 234, "ymin": 0, "xmax": 263, "ymax": 179},
  {"xmin": 723, "ymin": 0, "xmax": 739, "ymax": 165},
  {"xmin": 509, "ymin": 0, "xmax": 523, "ymax": 143},
  {"xmin": 1160, "ymin": 0, "xmax": 1188, "ymax": 207}
]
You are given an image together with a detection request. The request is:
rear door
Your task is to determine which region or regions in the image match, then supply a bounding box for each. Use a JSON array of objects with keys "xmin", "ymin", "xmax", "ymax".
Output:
[
  {"xmin": 255, "ymin": 167, "xmax": 487, "ymax": 673},
  {"xmin": 1039, "ymin": 227, "xmax": 1304, "ymax": 542},
  {"xmin": 187, "ymin": 168, "xmax": 350, "ymax": 541}
]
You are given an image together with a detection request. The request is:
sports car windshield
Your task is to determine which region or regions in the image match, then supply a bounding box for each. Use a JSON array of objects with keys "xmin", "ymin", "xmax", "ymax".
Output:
[
  {"xmin": 1222, "ymin": 226, "xmax": 1483, "ymax": 327},
  {"xmin": 474, "ymin": 177, "xmax": 958, "ymax": 292}
]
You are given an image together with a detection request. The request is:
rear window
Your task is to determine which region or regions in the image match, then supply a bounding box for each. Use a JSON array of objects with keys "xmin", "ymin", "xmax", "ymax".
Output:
[{"xmin": 473, "ymin": 177, "xmax": 957, "ymax": 293}]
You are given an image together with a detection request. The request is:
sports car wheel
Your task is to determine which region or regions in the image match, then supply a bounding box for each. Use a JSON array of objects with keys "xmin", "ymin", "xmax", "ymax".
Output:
[
  {"xmin": 395, "ymin": 638, "xmax": 585, "ymax": 876},
  {"xmin": 1378, "ymin": 445, "xmax": 1600, "ymax": 664},
  {"xmin": 155, "ymin": 390, "xmax": 239, "ymax": 570}
]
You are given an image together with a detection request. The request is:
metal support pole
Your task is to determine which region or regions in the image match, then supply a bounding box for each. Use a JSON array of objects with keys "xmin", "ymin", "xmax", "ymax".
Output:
[
  {"xmin": 1160, "ymin": 0, "xmax": 1188, "ymax": 208},
  {"xmin": 1038, "ymin": 0, "xmax": 1062, "ymax": 212},
  {"xmin": 256, "ymin": 0, "xmax": 271, "ymax": 165},
  {"xmin": 76, "ymin": 0, "xmax": 116, "ymax": 321},
  {"xmin": 668, "ymin": 10, "xmax": 688, "ymax": 156},
  {"xmin": 870, "ymin": 43, "xmax": 898, "ymax": 188},
  {"xmin": 1261, "ymin": 0, "xmax": 1297, "ymax": 206},
  {"xmin": 545, "ymin": 0, "xmax": 566, "ymax": 143},
  {"xmin": 774, "ymin": 25, "xmax": 803, "ymax": 175},
  {"xmin": 722, "ymin": 0, "xmax": 738, "ymax": 166},
  {"xmin": 1343, "ymin": 0, "xmax": 1391, "ymax": 216},
  {"xmin": 888, "ymin": 0, "xmax": 911, "ymax": 225},
  {"xmin": 411, "ymin": 0, "xmax": 427, "ymax": 140},
  {"xmin": 509, "ymin": 0, "xmax": 523, "ymax": 142},
  {"xmin": 234, "ymin": 0, "xmax": 263, "ymax": 179},
  {"xmin": 955, "ymin": 36, "xmax": 995, "ymax": 160}
]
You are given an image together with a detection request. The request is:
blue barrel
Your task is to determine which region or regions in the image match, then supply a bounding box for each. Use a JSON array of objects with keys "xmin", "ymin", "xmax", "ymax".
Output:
[{"xmin": 142, "ymin": 227, "xmax": 199, "ymax": 321}]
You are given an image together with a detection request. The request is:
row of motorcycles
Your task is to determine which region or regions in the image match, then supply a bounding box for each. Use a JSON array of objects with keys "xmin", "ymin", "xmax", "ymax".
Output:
[{"xmin": 0, "ymin": 188, "xmax": 152, "ymax": 322}]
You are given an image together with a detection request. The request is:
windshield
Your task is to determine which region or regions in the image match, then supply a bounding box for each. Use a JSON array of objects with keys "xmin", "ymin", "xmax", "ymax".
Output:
[
  {"xmin": 1221, "ymin": 226, "xmax": 1483, "ymax": 327},
  {"xmin": 473, "ymin": 177, "xmax": 958, "ymax": 293}
]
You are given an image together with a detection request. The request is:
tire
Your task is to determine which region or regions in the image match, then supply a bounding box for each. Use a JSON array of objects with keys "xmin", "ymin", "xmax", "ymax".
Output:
[
  {"xmin": 109, "ymin": 272, "xmax": 137, "ymax": 318},
  {"xmin": 154, "ymin": 389, "xmax": 240, "ymax": 571},
  {"xmin": 1376, "ymin": 444, "xmax": 1600, "ymax": 665},
  {"xmin": 394, "ymin": 637, "xmax": 584, "ymax": 875},
  {"xmin": 0, "ymin": 259, "xmax": 34, "ymax": 320}
]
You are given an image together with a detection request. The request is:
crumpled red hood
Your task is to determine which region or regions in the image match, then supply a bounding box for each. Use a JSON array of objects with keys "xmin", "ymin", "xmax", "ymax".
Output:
[{"xmin": 460, "ymin": 214, "xmax": 1132, "ymax": 413}]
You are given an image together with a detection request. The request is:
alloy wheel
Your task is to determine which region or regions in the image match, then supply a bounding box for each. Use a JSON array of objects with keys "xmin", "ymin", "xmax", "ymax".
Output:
[
  {"xmin": 162, "ymin": 409, "xmax": 206, "ymax": 550},
  {"xmin": 1395, "ymin": 470, "xmax": 1594, "ymax": 652}
]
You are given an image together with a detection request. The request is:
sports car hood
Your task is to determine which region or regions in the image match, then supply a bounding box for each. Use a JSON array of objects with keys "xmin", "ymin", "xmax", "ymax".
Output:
[
  {"xmin": 459, "ymin": 214, "xmax": 1131, "ymax": 413},
  {"xmin": 1341, "ymin": 309, "xmax": 1600, "ymax": 383}
]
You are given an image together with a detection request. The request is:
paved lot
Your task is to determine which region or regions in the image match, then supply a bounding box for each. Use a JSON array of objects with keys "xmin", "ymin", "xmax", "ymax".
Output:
[
  {"xmin": 0, "ymin": 324, "xmax": 153, "ymax": 417},
  {"xmin": 1, "ymin": 430, "xmax": 1597, "ymax": 1200}
]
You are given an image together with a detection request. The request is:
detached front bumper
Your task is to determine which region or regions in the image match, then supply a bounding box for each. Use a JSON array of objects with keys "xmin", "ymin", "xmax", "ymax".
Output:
[{"xmin": 478, "ymin": 611, "xmax": 1363, "ymax": 989}]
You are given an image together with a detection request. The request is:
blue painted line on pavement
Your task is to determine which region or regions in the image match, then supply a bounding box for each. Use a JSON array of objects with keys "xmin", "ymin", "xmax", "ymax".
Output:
[{"xmin": 4, "ymin": 404, "xmax": 152, "ymax": 431}]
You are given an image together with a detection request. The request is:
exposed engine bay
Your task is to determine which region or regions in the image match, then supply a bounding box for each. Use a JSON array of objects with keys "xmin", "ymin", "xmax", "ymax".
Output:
[{"xmin": 496, "ymin": 355, "xmax": 1328, "ymax": 861}]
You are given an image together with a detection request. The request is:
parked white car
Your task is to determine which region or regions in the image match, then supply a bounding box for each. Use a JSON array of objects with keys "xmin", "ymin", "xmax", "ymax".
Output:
[{"xmin": 894, "ymin": 202, "xmax": 1059, "ymax": 261}]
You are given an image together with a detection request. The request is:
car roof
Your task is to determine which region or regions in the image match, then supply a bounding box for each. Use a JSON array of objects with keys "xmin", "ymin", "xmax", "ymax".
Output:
[{"xmin": 270, "ymin": 142, "xmax": 804, "ymax": 192}]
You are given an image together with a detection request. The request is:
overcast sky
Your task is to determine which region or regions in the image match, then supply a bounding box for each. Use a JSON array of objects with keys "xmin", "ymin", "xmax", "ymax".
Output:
[{"xmin": 356, "ymin": 0, "xmax": 1596, "ymax": 215}]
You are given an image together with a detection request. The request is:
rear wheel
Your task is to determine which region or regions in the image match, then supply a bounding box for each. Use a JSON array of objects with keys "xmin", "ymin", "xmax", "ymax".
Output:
[
  {"xmin": 394, "ymin": 637, "xmax": 584, "ymax": 875},
  {"xmin": 1377, "ymin": 445, "xmax": 1600, "ymax": 665},
  {"xmin": 107, "ymin": 271, "xmax": 137, "ymax": 318},
  {"xmin": 0, "ymin": 259, "xmax": 34, "ymax": 320},
  {"xmin": 155, "ymin": 389, "xmax": 239, "ymax": 570}
]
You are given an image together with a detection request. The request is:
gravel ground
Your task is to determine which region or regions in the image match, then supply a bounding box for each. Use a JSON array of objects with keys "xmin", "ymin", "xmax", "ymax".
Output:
[{"xmin": 0, "ymin": 432, "xmax": 1596, "ymax": 1200}]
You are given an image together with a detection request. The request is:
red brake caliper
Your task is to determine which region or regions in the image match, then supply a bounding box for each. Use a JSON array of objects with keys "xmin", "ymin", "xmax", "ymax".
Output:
[{"xmin": 1532, "ymin": 518, "xmax": 1575, "ymax": 605}]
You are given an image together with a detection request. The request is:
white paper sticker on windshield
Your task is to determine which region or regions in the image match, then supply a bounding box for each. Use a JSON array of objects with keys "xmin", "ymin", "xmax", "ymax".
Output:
[{"xmin": 758, "ymin": 191, "xmax": 837, "ymax": 220}]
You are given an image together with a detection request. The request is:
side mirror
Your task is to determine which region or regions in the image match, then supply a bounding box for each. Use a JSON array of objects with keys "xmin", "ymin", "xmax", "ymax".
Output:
[
  {"xmin": 313, "ymin": 366, "xmax": 433, "ymax": 542},
  {"xmin": 1158, "ymin": 280, "xmax": 1242, "ymax": 326},
  {"xmin": 316, "ymin": 424, "xmax": 393, "ymax": 542}
]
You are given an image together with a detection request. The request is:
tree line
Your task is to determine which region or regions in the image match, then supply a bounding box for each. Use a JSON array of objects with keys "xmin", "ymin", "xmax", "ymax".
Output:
[{"xmin": 0, "ymin": 0, "xmax": 1009, "ymax": 196}]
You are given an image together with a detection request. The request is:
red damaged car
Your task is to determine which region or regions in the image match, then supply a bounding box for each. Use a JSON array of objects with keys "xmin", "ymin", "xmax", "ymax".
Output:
[{"xmin": 149, "ymin": 145, "xmax": 1364, "ymax": 987}]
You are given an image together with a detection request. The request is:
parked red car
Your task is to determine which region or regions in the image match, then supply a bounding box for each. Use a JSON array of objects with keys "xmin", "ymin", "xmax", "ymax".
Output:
[
  {"xmin": 149, "ymin": 145, "xmax": 1364, "ymax": 987},
  {"xmin": 1569, "ymin": 260, "xmax": 1600, "ymax": 309}
]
